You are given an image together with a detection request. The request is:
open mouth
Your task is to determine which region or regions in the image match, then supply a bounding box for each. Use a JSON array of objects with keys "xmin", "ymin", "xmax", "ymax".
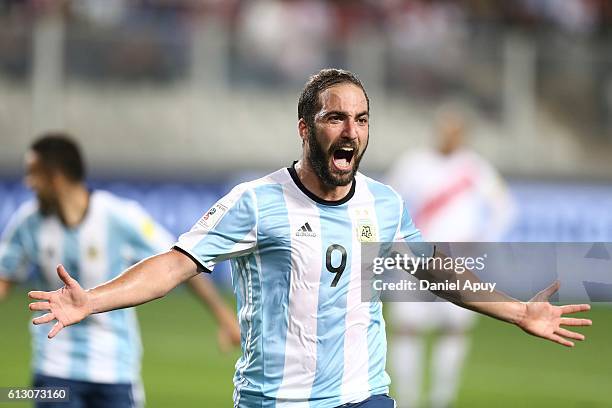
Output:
[{"xmin": 332, "ymin": 147, "xmax": 355, "ymax": 171}]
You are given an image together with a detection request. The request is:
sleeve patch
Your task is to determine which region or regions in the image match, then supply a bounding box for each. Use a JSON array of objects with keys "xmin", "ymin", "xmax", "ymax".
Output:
[{"xmin": 196, "ymin": 203, "xmax": 228, "ymax": 231}]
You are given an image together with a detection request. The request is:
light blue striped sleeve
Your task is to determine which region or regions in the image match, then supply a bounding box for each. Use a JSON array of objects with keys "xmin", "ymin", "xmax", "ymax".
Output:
[
  {"xmin": 174, "ymin": 185, "xmax": 257, "ymax": 272},
  {"xmin": 395, "ymin": 200, "xmax": 435, "ymax": 257},
  {"xmin": 0, "ymin": 203, "xmax": 38, "ymax": 282}
]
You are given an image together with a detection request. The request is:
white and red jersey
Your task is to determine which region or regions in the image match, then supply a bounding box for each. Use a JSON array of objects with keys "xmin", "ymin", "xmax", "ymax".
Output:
[{"xmin": 386, "ymin": 148, "xmax": 515, "ymax": 242}]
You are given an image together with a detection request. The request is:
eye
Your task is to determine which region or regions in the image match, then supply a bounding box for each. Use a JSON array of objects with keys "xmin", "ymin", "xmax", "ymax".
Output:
[{"xmin": 357, "ymin": 117, "xmax": 369, "ymax": 125}]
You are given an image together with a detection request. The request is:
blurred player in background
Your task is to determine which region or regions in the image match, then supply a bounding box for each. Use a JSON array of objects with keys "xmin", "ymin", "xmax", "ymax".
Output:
[
  {"xmin": 0, "ymin": 133, "xmax": 240, "ymax": 408},
  {"xmin": 386, "ymin": 104, "xmax": 516, "ymax": 408},
  {"xmin": 26, "ymin": 71, "xmax": 590, "ymax": 408}
]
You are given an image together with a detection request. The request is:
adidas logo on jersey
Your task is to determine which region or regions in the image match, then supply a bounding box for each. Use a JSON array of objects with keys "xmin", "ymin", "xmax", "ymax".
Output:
[{"xmin": 296, "ymin": 222, "xmax": 317, "ymax": 237}]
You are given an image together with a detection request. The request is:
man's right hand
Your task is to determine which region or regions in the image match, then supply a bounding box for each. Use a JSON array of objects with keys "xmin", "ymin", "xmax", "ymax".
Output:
[{"xmin": 28, "ymin": 264, "xmax": 92, "ymax": 339}]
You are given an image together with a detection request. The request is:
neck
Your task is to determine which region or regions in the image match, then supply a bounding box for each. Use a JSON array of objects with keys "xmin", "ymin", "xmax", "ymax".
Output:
[
  {"xmin": 295, "ymin": 158, "xmax": 353, "ymax": 202},
  {"xmin": 55, "ymin": 182, "xmax": 90, "ymax": 227}
]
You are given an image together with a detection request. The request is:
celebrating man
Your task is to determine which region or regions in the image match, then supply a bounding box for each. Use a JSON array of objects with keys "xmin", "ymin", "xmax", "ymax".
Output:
[{"xmin": 28, "ymin": 70, "xmax": 591, "ymax": 408}]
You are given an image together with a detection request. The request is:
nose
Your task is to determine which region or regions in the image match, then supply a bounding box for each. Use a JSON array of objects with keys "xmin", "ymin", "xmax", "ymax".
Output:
[{"xmin": 341, "ymin": 118, "xmax": 359, "ymax": 141}]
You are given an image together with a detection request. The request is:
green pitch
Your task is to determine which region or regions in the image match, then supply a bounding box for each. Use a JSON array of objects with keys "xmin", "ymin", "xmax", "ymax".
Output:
[{"xmin": 0, "ymin": 289, "xmax": 608, "ymax": 407}]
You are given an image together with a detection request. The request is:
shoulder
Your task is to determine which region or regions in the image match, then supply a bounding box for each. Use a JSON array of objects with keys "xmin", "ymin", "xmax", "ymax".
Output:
[
  {"xmin": 90, "ymin": 190, "xmax": 126, "ymax": 207},
  {"xmin": 0, "ymin": 200, "xmax": 42, "ymax": 242},
  {"xmin": 248, "ymin": 168, "xmax": 291, "ymax": 190},
  {"xmin": 357, "ymin": 173, "xmax": 403, "ymax": 203},
  {"xmin": 225, "ymin": 168, "xmax": 291, "ymax": 202},
  {"xmin": 6, "ymin": 200, "xmax": 41, "ymax": 229},
  {"xmin": 394, "ymin": 149, "xmax": 432, "ymax": 167},
  {"xmin": 13, "ymin": 199, "xmax": 40, "ymax": 220},
  {"xmin": 90, "ymin": 190, "xmax": 151, "ymax": 220},
  {"xmin": 453, "ymin": 149, "xmax": 498, "ymax": 175},
  {"xmin": 455, "ymin": 148, "xmax": 488, "ymax": 165}
]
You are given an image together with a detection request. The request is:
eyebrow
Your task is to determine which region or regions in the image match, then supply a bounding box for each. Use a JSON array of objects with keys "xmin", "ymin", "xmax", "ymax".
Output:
[{"xmin": 320, "ymin": 110, "xmax": 369, "ymax": 119}]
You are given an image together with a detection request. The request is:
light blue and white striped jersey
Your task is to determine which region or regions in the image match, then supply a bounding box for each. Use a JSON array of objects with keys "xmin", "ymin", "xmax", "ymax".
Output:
[
  {"xmin": 0, "ymin": 190, "xmax": 173, "ymax": 384},
  {"xmin": 175, "ymin": 166, "xmax": 423, "ymax": 407}
]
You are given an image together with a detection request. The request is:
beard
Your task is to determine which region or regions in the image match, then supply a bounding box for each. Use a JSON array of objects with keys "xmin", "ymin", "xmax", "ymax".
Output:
[
  {"xmin": 37, "ymin": 194, "xmax": 58, "ymax": 216},
  {"xmin": 306, "ymin": 123, "xmax": 367, "ymax": 187}
]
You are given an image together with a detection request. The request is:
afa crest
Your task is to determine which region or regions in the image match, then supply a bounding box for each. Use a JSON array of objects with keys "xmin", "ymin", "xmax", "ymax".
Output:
[
  {"xmin": 87, "ymin": 246, "xmax": 99, "ymax": 260},
  {"xmin": 357, "ymin": 222, "xmax": 377, "ymax": 242}
]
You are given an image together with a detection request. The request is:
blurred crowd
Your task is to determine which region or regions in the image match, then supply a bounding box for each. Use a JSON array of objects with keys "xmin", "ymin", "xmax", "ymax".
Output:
[
  {"xmin": 2, "ymin": 0, "xmax": 611, "ymax": 32},
  {"xmin": 1, "ymin": 0, "xmax": 611, "ymax": 81},
  {"xmin": 1, "ymin": 0, "xmax": 612, "ymax": 138}
]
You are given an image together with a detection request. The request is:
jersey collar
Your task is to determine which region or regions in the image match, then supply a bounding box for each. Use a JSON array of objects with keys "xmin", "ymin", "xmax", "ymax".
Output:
[{"xmin": 287, "ymin": 161, "xmax": 356, "ymax": 206}]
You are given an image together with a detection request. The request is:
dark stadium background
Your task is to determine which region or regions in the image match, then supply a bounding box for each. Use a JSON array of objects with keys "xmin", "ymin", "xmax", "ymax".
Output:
[{"xmin": 0, "ymin": 1, "xmax": 610, "ymax": 407}]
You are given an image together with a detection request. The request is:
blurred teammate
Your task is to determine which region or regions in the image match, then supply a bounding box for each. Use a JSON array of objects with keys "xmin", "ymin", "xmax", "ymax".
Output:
[
  {"xmin": 0, "ymin": 133, "xmax": 240, "ymax": 408},
  {"xmin": 27, "ymin": 71, "xmax": 590, "ymax": 408},
  {"xmin": 386, "ymin": 105, "xmax": 515, "ymax": 408}
]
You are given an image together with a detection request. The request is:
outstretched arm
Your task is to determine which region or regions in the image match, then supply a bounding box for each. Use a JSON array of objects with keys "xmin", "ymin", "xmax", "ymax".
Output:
[
  {"xmin": 414, "ymin": 249, "xmax": 592, "ymax": 347},
  {"xmin": 29, "ymin": 249, "xmax": 198, "ymax": 338},
  {"xmin": 186, "ymin": 275, "xmax": 241, "ymax": 351}
]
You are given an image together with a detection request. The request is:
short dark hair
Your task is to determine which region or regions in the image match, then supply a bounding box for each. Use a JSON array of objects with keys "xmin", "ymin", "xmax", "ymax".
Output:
[
  {"xmin": 30, "ymin": 132, "xmax": 85, "ymax": 182},
  {"xmin": 298, "ymin": 68, "xmax": 370, "ymax": 128}
]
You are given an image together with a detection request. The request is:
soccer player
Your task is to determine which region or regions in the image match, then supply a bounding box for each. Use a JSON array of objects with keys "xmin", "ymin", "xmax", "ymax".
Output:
[
  {"xmin": 0, "ymin": 134, "xmax": 240, "ymax": 408},
  {"xmin": 27, "ymin": 70, "xmax": 591, "ymax": 408},
  {"xmin": 385, "ymin": 104, "xmax": 516, "ymax": 408}
]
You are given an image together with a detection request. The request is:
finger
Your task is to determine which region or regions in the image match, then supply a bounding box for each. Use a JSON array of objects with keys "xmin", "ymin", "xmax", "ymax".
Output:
[
  {"xmin": 29, "ymin": 301, "xmax": 51, "ymax": 312},
  {"xmin": 28, "ymin": 291, "xmax": 51, "ymax": 301},
  {"xmin": 560, "ymin": 317, "xmax": 592, "ymax": 327},
  {"xmin": 537, "ymin": 280, "xmax": 560, "ymax": 300},
  {"xmin": 48, "ymin": 321, "xmax": 64, "ymax": 339},
  {"xmin": 56, "ymin": 264, "xmax": 74, "ymax": 286},
  {"xmin": 555, "ymin": 328, "xmax": 585, "ymax": 341},
  {"xmin": 33, "ymin": 313, "xmax": 55, "ymax": 325},
  {"xmin": 549, "ymin": 333, "xmax": 574, "ymax": 347},
  {"xmin": 561, "ymin": 304, "xmax": 591, "ymax": 314}
]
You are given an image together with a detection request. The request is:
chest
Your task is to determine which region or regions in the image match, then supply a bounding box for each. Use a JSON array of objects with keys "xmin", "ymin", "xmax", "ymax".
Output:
[
  {"xmin": 259, "ymin": 201, "xmax": 383, "ymax": 246},
  {"xmin": 257, "ymin": 200, "xmax": 390, "ymax": 289},
  {"xmin": 34, "ymin": 217, "xmax": 113, "ymax": 288}
]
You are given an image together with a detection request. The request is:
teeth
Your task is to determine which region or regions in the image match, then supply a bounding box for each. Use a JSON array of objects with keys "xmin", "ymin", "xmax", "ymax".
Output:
[{"xmin": 340, "ymin": 148, "xmax": 354, "ymax": 151}]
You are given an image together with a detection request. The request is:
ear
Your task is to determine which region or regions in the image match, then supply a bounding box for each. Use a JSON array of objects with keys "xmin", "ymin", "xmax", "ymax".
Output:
[{"xmin": 298, "ymin": 118, "xmax": 309, "ymax": 144}]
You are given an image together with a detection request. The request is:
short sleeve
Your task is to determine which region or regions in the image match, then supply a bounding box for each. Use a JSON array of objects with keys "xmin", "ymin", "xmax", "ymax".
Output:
[
  {"xmin": 395, "ymin": 201, "xmax": 434, "ymax": 257},
  {"xmin": 0, "ymin": 204, "xmax": 37, "ymax": 283},
  {"xmin": 174, "ymin": 185, "xmax": 257, "ymax": 272}
]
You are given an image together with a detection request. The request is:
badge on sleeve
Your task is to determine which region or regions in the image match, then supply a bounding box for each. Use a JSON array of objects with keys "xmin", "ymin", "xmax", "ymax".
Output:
[{"xmin": 197, "ymin": 203, "xmax": 228, "ymax": 230}]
